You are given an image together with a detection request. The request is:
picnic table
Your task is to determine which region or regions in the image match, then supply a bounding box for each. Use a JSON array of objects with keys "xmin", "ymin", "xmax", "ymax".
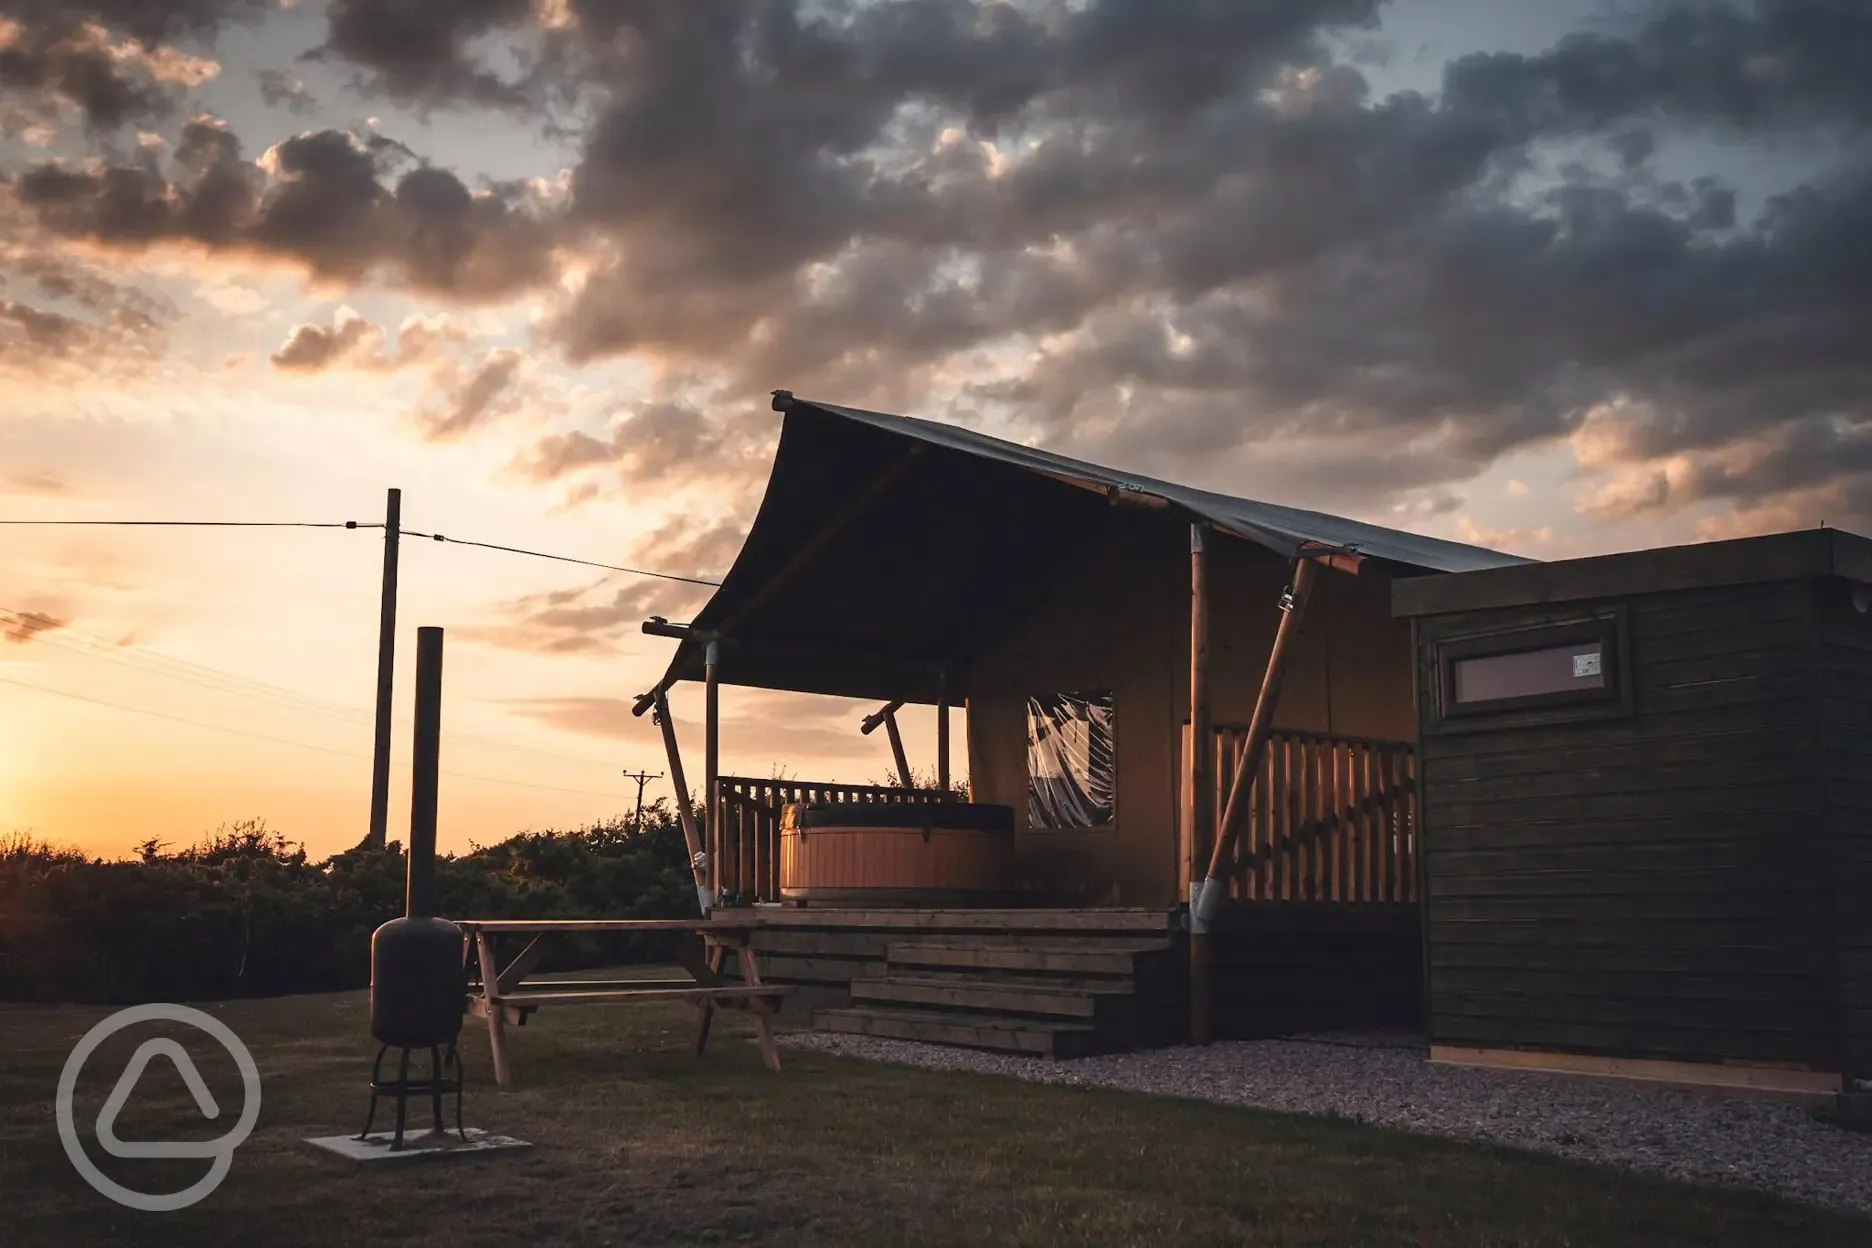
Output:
[{"xmin": 458, "ymin": 918, "xmax": 787, "ymax": 1087}]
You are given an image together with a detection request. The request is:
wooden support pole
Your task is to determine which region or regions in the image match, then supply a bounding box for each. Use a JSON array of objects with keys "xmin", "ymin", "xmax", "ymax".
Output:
[
  {"xmin": 652, "ymin": 689, "xmax": 710, "ymax": 914},
  {"xmin": 1190, "ymin": 558, "xmax": 1322, "ymax": 1044},
  {"xmin": 703, "ymin": 637, "xmax": 721, "ymax": 906},
  {"xmin": 885, "ymin": 712, "xmax": 913, "ymax": 789},
  {"xmin": 1186, "ymin": 524, "xmax": 1213, "ymax": 1045},
  {"xmin": 366, "ymin": 487, "xmax": 401, "ymax": 850},
  {"xmin": 1199, "ymin": 557, "xmax": 1322, "ymax": 896},
  {"xmin": 935, "ymin": 670, "xmax": 951, "ymax": 794},
  {"xmin": 861, "ymin": 699, "xmax": 915, "ymax": 788}
]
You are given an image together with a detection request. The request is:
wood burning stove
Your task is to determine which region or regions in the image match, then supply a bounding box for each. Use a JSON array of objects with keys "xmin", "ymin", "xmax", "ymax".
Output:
[{"xmin": 359, "ymin": 626, "xmax": 468, "ymax": 1151}]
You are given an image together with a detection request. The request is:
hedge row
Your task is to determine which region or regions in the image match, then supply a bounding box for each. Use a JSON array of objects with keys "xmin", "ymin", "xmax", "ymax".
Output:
[{"xmin": 0, "ymin": 804, "xmax": 697, "ymax": 1004}]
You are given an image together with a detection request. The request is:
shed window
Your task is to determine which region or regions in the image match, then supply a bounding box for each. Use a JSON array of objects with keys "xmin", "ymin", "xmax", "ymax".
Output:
[
  {"xmin": 1026, "ymin": 690, "xmax": 1115, "ymax": 828},
  {"xmin": 1451, "ymin": 642, "xmax": 1605, "ymax": 705},
  {"xmin": 1434, "ymin": 616, "xmax": 1624, "ymax": 723}
]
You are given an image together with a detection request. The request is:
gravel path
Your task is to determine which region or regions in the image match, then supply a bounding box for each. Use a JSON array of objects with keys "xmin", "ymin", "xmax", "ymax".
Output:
[{"xmin": 782, "ymin": 1030, "xmax": 1872, "ymax": 1218}]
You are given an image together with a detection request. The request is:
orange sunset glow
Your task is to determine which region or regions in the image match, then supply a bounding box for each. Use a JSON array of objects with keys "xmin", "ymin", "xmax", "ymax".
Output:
[{"xmin": 4, "ymin": 0, "xmax": 1868, "ymax": 861}]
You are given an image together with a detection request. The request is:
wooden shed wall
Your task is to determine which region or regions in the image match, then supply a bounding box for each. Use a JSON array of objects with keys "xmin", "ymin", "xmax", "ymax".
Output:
[
  {"xmin": 965, "ymin": 518, "xmax": 1417, "ymax": 907},
  {"xmin": 1816, "ymin": 582, "xmax": 1872, "ymax": 1083},
  {"xmin": 1416, "ymin": 579, "xmax": 1840, "ymax": 1070}
]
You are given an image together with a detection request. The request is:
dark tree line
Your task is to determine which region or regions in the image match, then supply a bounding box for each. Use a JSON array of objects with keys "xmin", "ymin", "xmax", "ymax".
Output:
[{"xmin": 0, "ymin": 803, "xmax": 698, "ymax": 1004}]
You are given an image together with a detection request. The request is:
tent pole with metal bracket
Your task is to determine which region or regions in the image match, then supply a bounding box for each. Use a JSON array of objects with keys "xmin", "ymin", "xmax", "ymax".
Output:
[
  {"xmin": 936, "ymin": 669, "xmax": 951, "ymax": 794},
  {"xmin": 704, "ymin": 635, "xmax": 722, "ymax": 906},
  {"xmin": 634, "ymin": 617, "xmax": 719, "ymax": 914},
  {"xmin": 1189, "ymin": 543, "xmax": 1361, "ymax": 1043},
  {"xmin": 1186, "ymin": 522, "xmax": 1214, "ymax": 1044},
  {"xmin": 650, "ymin": 688, "xmax": 710, "ymax": 915},
  {"xmin": 861, "ymin": 699, "xmax": 914, "ymax": 788}
]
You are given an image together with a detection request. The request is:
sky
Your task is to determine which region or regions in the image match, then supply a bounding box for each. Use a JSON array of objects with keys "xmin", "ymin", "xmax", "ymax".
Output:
[{"xmin": 2, "ymin": 0, "xmax": 1868, "ymax": 860}]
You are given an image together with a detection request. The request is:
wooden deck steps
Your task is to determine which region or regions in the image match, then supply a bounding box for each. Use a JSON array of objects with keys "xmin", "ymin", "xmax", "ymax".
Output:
[
  {"xmin": 812, "ymin": 1005, "xmax": 1101, "ymax": 1057},
  {"xmin": 805, "ymin": 924, "xmax": 1183, "ymax": 1058}
]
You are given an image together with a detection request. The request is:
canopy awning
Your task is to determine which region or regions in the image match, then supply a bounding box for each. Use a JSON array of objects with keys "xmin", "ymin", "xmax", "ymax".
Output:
[{"xmin": 645, "ymin": 394, "xmax": 1534, "ymax": 703}]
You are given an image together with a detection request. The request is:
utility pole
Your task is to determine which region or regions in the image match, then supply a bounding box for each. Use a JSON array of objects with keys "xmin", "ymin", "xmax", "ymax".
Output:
[
  {"xmin": 622, "ymin": 769, "xmax": 663, "ymax": 831},
  {"xmin": 366, "ymin": 487, "xmax": 401, "ymax": 850}
]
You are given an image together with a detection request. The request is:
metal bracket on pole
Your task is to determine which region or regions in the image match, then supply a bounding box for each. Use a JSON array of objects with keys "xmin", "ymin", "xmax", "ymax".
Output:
[
  {"xmin": 692, "ymin": 852, "xmax": 713, "ymax": 914},
  {"xmin": 1189, "ymin": 876, "xmax": 1224, "ymax": 933}
]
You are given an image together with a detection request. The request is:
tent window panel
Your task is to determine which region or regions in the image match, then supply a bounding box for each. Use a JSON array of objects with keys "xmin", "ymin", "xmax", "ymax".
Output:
[{"xmin": 1026, "ymin": 690, "xmax": 1115, "ymax": 829}]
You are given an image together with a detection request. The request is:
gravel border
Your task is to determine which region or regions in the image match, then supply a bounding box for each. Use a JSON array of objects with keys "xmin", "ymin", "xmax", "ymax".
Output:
[{"xmin": 782, "ymin": 1030, "xmax": 1872, "ymax": 1218}]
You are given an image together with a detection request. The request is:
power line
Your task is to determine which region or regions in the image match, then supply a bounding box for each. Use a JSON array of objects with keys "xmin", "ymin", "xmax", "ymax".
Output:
[
  {"xmin": 0, "ymin": 607, "xmax": 628, "ymax": 770},
  {"xmin": 0, "ymin": 674, "xmax": 367, "ymax": 760},
  {"xmin": 0, "ymin": 675, "xmax": 637, "ymax": 800},
  {"xmin": 1, "ymin": 513, "xmax": 723, "ymax": 586},
  {"xmin": 399, "ymin": 529, "xmax": 722, "ymax": 587},
  {"xmin": 0, "ymin": 520, "xmax": 378, "ymax": 529}
]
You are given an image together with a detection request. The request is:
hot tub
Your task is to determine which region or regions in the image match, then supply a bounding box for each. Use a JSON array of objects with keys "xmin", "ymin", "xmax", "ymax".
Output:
[{"xmin": 778, "ymin": 801, "xmax": 1017, "ymax": 905}]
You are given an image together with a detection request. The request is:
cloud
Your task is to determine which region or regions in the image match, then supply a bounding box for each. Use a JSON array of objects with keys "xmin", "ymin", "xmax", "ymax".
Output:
[
  {"xmin": 2, "ymin": 298, "xmax": 92, "ymax": 352},
  {"xmin": 417, "ymin": 346, "xmax": 527, "ymax": 438},
  {"xmin": 5, "ymin": 469, "xmax": 67, "ymax": 494},
  {"xmin": 13, "ymin": 118, "xmax": 566, "ymax": 301},
  {"xmin": 468, "ymin": 515, "xmax": 739, "ymax": 656},
  {"xmin": 0, "ymin": 1, "xmax": 255, "ymax": 130},
  {"xmin": 268, "ymin": 305, "xmax": 385, "ymax": 371},
  {"xmin": 509, "ymin": 400, "xmax": 771, "ymax": 489},
  {"xmin": 9, "ymin": 0, "xmax": 1872, "ymax": 535},
  {"xmin": 254, "ymin": 68, "xmax": 315, "ymax": 114},
  {"xmin": 315, "ymin": 0, "xmax": 539, "ymax": 107},
  {"xmin": 2, "ymin": 609, "xmax": 66, "ymax": 645},
  {"xmin": 1452, "ymin": 516, "xmax": 1554, "ymax": 554}
]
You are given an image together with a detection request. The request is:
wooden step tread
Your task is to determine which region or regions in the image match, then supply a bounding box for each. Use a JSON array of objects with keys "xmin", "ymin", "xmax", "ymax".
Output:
[
  {"xmin": 872, "ymin": 968, "xmax": 1137, "ymax": 991},
  {"xmin": 851, "ymin": 976, "xmax": 1116, "ymax": 1019},
  {"xmin": 814, "ymin": 1006, "xmax": 1095, "ymax": 1056},
  {"xmin": 740, "ymin": 908, "xmax": 1175, "ymax": 933},
  {"xmin": 887, "ymin": 943, "xmax": 1159, "ymax": 974},
  {"xmin": 890, "ymin": 938, "xmax": 1172, "ymax": 953}
]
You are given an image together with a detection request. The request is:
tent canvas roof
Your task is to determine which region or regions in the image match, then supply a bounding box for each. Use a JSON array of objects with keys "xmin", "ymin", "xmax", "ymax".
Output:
[{"xmin": 647, "ymin": 395, "xmax": 1534, "ymax": 703}]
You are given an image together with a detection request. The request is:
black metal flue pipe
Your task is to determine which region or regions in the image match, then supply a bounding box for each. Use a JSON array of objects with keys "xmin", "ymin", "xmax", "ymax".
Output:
[
  {"xmin": 407, "ymin": 625, "xmax": 443, "ymax": 919},
  {"xmin": 368, "ymin": 623, "xmax": 465, "ymax": 1061}
]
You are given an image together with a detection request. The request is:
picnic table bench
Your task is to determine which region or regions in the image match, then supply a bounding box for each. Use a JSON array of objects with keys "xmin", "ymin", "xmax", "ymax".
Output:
[{"xmin": 458, "ymin": 918, "xmax": 787, "ymax": 1087}]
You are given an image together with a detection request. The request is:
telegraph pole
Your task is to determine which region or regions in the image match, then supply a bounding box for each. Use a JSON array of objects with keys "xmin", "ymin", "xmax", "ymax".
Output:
[
  {"xmin": 622, "ymin": 769, "xmax": 663, "ymax": 831},
  {"xmin": 366, "ymin": 488, "xmax": 401, "ymax": 849}
]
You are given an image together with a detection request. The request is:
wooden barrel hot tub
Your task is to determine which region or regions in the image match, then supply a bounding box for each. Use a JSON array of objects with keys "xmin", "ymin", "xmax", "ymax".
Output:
[{"xmin": 778, "ymin": 802, "xmax": 1017, "ymax": 905}]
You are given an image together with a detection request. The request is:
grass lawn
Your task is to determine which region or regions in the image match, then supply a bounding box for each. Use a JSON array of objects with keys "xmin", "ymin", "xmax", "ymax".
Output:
[{"xmin": 2, "ymin": 976, "xmax": 1868, "ymax": 1248}]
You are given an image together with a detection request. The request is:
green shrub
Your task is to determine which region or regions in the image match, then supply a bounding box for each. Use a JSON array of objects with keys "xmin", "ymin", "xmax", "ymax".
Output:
[{"xmin": 0, "ymin": 804, "xmax": 697, "ymax": 1005}]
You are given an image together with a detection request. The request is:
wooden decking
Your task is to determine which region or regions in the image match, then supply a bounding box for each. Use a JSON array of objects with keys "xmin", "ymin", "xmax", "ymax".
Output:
[
  {"xmin": 731, "ymin": 903, "xmax": 1422, "ymax": 1055},
  {"xmin": 732, "ymin": 907, "xmax": 1183, "ymax": 1058}
]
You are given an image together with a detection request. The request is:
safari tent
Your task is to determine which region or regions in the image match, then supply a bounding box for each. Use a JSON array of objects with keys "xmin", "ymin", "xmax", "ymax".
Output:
[{"xmin": 631, "ymin": 391, "xmax": 1525, "ymax": 1054}]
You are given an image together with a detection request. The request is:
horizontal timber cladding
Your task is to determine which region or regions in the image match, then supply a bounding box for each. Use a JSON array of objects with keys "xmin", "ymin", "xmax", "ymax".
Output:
[
  {"xmin": 1412, "ymin": 578, "xmax": 1844, "ymax": 1073},
  {"xmin": 1816, "ymin": 580, "xmax": 1872, "ymax": 1083},
  {"xmin": 1208, "ymin": 903, "xmax": 1422, "ymax": 1037}
]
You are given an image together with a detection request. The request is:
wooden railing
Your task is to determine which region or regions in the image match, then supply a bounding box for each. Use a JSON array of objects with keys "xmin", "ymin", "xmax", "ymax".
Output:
[
  {"xmin": 713, "ymin": 777, "xmax": 953, "ymax": 904},
  {"xmin": 1205, "ymin": 727, "xmax": 1417, "ymax": 905}
]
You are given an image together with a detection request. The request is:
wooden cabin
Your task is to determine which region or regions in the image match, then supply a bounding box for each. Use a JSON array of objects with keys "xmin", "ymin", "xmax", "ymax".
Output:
[
  {"xmin": 1394, "ymin": 528, "xmax": 1872, "ymax": 1100},
  {"xmin": 631, "ymin": 392, "xmax": 1523, "ymax": 1056}
]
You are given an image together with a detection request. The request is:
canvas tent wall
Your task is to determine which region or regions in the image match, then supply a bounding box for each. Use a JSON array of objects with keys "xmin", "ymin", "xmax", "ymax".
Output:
[
  {"xmin": 963, "ymin": 510, "xmax": 1431, "ymax": 906},
  {"xmin": 642, "ymin": 393, "xmax": 1529, "ymax": 909}
]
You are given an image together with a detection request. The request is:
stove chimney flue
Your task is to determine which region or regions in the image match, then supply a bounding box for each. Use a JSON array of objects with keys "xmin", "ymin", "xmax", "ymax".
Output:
[
  {"xmin": 362, "ymin": 626, "xmax": 467, "ymax": 1149},
  {"xmin": 406, "ymin": 625, "xmax": 443, "ymax": 919}
]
